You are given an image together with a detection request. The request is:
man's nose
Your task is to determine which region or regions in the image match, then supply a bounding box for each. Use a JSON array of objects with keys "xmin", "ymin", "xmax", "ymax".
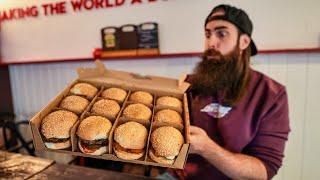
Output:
[{"xmin": 208, "ymin": 35, "xmax": 219, "ymax": 49}]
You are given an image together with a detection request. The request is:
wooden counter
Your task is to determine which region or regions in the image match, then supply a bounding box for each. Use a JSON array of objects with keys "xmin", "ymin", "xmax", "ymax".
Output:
[{"xmin": 0, "ymin": 151, "xmax": 149, "ymax": 179}]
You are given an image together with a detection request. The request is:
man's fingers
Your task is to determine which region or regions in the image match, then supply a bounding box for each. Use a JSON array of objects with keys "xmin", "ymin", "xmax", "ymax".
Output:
[
  {"xmin": 189, "ymin": 134, "xmax": 196, "ymax": 141},
  {"xmin": 188, "ymin": 148, "xmax": 196, "ymax": 154},
  {"xmin": 189, "ymin": 125, "xmax": 203, "ymax": 134},
  {"xmin": 190, "ymin": 125, "xmax": 199, "ymax": 132}
]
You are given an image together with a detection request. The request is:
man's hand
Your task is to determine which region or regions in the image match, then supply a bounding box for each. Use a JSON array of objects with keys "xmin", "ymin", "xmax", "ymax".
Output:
[
  {"xmin": 189, "ymin": 125, "xmax": 215, "ymax": 155},
  {"xmin": 189, "ymin": 125, "xmax": 267, "ymax": 179}
]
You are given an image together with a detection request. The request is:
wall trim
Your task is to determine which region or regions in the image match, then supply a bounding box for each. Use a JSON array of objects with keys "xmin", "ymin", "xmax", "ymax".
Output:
[{"xmin": 1, "ymin": 48, "xmax": 320, "ymax": 65}]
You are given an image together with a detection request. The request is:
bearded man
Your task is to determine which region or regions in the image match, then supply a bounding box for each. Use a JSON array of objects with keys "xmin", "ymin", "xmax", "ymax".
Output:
[{"xmin": 176, "ymin": 4, "xmax": 290, "ymax": 180}]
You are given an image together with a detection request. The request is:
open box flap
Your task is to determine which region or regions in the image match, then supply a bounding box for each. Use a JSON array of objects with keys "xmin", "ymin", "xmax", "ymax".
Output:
[{"xmin": 77, "ymin": 60, "xmax": 190, "ymax": 94}]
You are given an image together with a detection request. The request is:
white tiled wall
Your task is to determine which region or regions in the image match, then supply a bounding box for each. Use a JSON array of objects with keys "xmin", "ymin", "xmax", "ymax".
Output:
[{"xmin": 8, "ymin": 53, "xmax": 320, "ymax": 179}]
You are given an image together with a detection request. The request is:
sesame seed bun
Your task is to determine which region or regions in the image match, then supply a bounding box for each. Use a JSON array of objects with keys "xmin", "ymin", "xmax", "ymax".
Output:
[
  {"xmin": 70, "ymin": 83, "xmax": 98, "ymax": 99},
  {"xmin": 77, "ymin": 116, "xmax": 112, "ymax": 140},
  {"xmin": 129, "ymin": 91, "xmax": 153, "ymax": 104},
  {"xmin": 114, "ymin": 122, "xmax": 148, "ymax": 150},
  {"xmin": 154, "ymin": 109, "xmax": 183, "ymax": 126},
  {"xmin": 91, "ymin": 99, "xmax": 120, "ymax": 118},
  {"xmin": 151, "ymin": 126, "xmax": 184, "ymax": 157},
  {"xmin": 60, "ymin": 95, "xmax": 89, "ymax": 114},
  {"xmin": 156, "ymin": 96, "xmax": 182, "ymax": 110},
  {"xmin": 41, "ymin": 110, "xmax": 78, "ymax": 139},
  {"xmin": 148, "ymin": 148, "xmax": 174, "ymax": 165},
  {"xmin": 113, "ymin": 147, "xmax": 144, "ymax": 160},
  {"xmin": 122, "ymin": 103, "xmax": 152, "ymax": 121},
  {"xmin": 44, "ymin": 141, "xmax": 71, "ymax": 150},
  {"xmin": 101, "ymin": 87, "xmax": 127, "ymax": 102}
]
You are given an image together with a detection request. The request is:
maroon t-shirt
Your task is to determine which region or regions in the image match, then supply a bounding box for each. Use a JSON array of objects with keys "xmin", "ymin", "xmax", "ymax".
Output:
[{"xmin": 184, "ymin": 69, "xmax": 290, "ymax": 180}]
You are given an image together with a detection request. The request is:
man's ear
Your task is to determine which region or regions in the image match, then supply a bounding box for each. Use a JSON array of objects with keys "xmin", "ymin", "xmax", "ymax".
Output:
[{"xmin": 239, "ymin": 34, "xmax": 251, "ymax": 51}]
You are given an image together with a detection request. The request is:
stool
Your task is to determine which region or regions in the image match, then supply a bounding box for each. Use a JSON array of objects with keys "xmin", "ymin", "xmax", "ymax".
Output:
[{"xmin": 0, "ymin": 113, "xmax": 35, "ymax": 156}]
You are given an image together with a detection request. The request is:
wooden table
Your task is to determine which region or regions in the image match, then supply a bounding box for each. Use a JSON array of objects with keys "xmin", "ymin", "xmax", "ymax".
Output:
[
  {"xmin": 0, "ymin": 150, "xmax": 53, "ymax": 179},
  {"xmin": 0, "ymin": 151, "xmax": 150, "ymax": 179},
  {"xmin": 29, "ymin": 163, "xmax": 149, "ymax": 180}
]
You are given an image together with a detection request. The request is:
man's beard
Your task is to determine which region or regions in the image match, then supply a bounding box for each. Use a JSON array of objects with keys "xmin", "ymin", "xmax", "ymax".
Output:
[{"xmin": 190, "ymin": 46, "xmax": 250, "ymax": 105}]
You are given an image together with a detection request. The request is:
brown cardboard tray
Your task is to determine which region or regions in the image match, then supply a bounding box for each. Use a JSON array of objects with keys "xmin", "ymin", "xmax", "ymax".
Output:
[{"xmin": 30, "ymin": 60, "xmax": 190, "ymax": 169}]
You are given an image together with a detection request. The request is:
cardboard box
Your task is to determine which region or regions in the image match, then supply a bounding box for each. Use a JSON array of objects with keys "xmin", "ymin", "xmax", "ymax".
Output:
[{"xmin": 30, "ymin": 60, "xmax": 190, "ymax": 169}]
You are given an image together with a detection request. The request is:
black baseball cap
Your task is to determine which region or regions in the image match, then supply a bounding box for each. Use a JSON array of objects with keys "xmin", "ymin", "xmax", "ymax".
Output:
[{"xmin": 205, "ymin": 4, "xmax": 258, "ymax": 56}]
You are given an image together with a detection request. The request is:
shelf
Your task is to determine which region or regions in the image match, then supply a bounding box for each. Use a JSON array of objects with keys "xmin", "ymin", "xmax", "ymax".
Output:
[
  {"xmin": 92, "ymin": 48, "xmax": 200, "ymax": 60},
  {"xmin": 1, "ymin": 48, "xmax": 320, "ymax": 65}
]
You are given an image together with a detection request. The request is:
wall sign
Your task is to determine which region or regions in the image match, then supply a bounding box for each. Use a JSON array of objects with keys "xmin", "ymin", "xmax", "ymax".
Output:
[
  {"xmin": 0, "ymin": 0, "xmax": 161, "ymax": 21},
  {"xmin": 0, "ymin": 0, "xmax": 319, "ymax": 63}
]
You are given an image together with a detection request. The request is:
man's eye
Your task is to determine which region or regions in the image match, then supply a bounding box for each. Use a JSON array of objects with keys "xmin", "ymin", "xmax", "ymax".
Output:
[
  {"xmin": 205, "ymin": 31, "xmax": 211, "ymax": 38},
  {"xmin": 215, "ymin": 30, "xmax": 228, "ymax": 38}
]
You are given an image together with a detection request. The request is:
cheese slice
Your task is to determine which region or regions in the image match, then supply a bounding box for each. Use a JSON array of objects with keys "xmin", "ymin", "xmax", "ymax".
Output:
[{"xmin": 166, "ymin": 156, "xmax": 176, "ymax": 160}]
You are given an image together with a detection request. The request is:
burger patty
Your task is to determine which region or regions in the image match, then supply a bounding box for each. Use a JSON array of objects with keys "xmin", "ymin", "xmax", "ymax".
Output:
[
  {"xmin": 80, "ymin": 139, "xmax": 108, "ymax": 149},
  {"xmin": 44, "ymin": 137, "xmax": 69, "ymax": 143},
  {"xmin": 114, "ymin": 142, "xmax": 144, "ymax": 154}
]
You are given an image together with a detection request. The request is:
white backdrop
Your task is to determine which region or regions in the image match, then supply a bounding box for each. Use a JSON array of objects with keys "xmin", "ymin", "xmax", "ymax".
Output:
[{"xmin": 1, "ymin": 0, "xmax": 319, "ymax": 63}]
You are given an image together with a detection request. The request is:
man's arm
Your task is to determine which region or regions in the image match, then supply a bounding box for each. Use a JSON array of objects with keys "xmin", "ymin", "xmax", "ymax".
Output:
[{"xmin": 190, "ymin": 126, "xmax": 267, "ymax": 180}]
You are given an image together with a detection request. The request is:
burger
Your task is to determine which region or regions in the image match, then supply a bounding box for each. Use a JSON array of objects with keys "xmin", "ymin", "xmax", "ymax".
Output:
[
  {"xmin": 113, "ymin": 121, "xmax": 148, "ymax": 160},
  {"xmin": 156, "ymin": 96, "xmax": 182, "ymax": 110},
  {"xmin": 70, "ymin": 83, "xmax": 98, "ymax": 99},
  {"xmin": 129, "ymin": 91, "xmax": 153, "ymax": 105},
  {"xmin": 101, "ymin": 87, "xmax": 127, "ymax": 102},
  {"xmin": 122, "ymin": 103, "xmax": 152, "ymax": 122},
  {"xmin": 154, "ymin": 109, "xmax": 183, "ymax": 126},
  {"xmin": 60, "ymin": 95, "xmax": 89, "ymax": 114},
  {"xmin": 77, "ymin": 116, "xmax": 112, "ymax": 155},
  {"xmin": 41, "ymin": 110, "xmax": 78, "ymax": 150},
  {"xmin": 149, "ymin": 126, "xmax": 184, "ymax": 164},
  {"xmin": 91, "ymin": 99, "xmax": 120, "ymax": 118}
]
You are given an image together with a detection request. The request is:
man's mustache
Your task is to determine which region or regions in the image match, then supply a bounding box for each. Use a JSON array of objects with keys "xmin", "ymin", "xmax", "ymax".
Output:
[{"xmin": 202, "ymin": 48, "xmax": 226, "ymax": 64}]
